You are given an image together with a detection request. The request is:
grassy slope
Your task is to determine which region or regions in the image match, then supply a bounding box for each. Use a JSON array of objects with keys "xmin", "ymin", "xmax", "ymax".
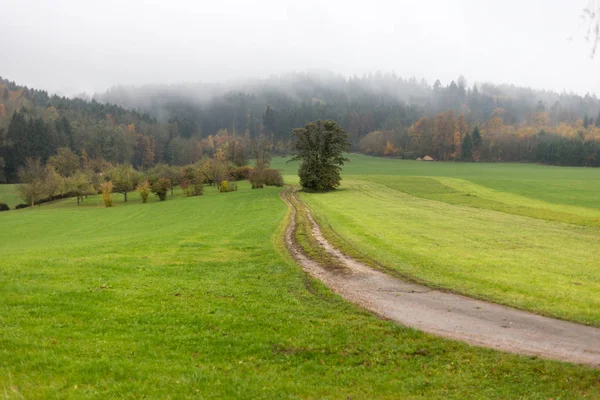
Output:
[
  {"xmin": 273, "ymin": 156, "xmax": 600, "ymax": 325},
  {"xmin": 1, "ymin": 184, "xmax": 599, "ymax": 398},
  {"xmin": 0, "ymin": 184, "xmax": 21, "ymax": 209}
]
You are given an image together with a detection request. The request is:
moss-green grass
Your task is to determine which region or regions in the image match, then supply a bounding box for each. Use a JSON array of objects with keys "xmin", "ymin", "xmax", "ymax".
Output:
[
  {"xmin": 273, "ymin": 154, "xmax": 600, "ymax": 210},
  {"xmin": 273, "ymin": 155, "xmax": 600, "ymax": 326},
  {"xmin": 2, "ymin": 183, "xmax": 599, "ymax": 398},
  {"xmin": 0, "ymin": 184, "xmax": 21, "ymax": 209}
]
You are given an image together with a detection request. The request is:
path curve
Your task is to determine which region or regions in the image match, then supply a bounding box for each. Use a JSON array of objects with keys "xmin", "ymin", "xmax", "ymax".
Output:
[{"xmin": 281, "ymin": 187, "xmax": 600, "ymax": 367}]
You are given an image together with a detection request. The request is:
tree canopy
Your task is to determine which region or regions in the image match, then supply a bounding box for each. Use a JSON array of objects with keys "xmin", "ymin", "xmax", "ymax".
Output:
[{"xmin": 291, "ymin": 120, "xmax": 350, "ymax": 192}]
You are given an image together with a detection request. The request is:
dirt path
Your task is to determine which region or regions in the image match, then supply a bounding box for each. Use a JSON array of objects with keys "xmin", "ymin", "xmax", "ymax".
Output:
[{"xmin": 281, "ymin": 188, "xmax": 600, "ymax": 367}]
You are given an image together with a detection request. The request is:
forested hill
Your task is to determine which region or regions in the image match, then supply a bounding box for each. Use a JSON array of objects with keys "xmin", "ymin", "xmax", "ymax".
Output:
[
  {"xmin": 94, "ymin": 72, "xmax": 600, "ymax": 164},
  {"xmin": 0, "ymin": 77, "xmax": 167, "ymax": 182},
  {"xmin": 3, "ymin": 71, "xmax": 600, "ymax": 184}
]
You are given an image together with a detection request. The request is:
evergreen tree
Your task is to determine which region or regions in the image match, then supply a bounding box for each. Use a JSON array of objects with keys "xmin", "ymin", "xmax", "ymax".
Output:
[
  {"xmin": 471, "ymin": 126, "xmax": 482, "ymax": 149},
  {"xmin": 584, "ymin": 115, "xmax": 590, "ymax": 128},
  {"xmin": 461, "ymin": 133, "xmax": 473, "ymax": 161},
  {"xmin": 595, "ymin": 110, "xmax": 600, "ymax": 127}
]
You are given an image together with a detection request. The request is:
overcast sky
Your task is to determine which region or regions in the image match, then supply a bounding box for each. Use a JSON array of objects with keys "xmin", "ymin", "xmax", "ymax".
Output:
[{"xmin": 1, "ymin": 0, "xmax": 598, "ymax": 96}]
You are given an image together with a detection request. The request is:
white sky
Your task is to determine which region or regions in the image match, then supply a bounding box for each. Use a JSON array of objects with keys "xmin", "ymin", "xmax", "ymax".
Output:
[{"xmin": 1, "ymin": 0, "xmax": 598, "ymax": 96}]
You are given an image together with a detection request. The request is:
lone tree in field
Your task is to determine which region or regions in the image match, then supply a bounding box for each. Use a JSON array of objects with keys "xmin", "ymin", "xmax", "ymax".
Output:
[{"xmin": 291, "ymin": 120, "xmax": 350, "ymax": 192}]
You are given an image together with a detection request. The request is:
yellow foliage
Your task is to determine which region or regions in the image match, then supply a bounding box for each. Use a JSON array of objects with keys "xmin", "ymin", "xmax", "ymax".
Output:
[
  {"xmin": 136, "ymin": 180, "xmax": 151, "ymax": 203},
  {"xmin": 383, "ymin": 141, "xmax": 400, "ymax": 156},
  {"xmin": 486, "ymin": 116, "xmax": 505, "ymax": 134},
  {"xmin": 101, "ymin": 181, "xmax": 113, "ymax": 208},
  {"xmin": 0, "ymin": 103, "xmax": 5, "ymax": 119}
]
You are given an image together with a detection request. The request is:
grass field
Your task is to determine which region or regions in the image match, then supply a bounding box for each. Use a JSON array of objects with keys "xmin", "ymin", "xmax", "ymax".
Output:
[
  {"xmin": 273, "ymin": 155, "xmax": 600, "ymax": 326},
  {"xmin": 2, "ymin": 183, "xmax": 600, "ymax": 398},
  {"xmin": 0, "ymin": 184, "xmax": 21, "ymax": 209}
]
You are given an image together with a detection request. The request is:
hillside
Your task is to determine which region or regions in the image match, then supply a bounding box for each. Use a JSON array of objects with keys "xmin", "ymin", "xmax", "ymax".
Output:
[
  {"xmin": 95, "ymin": 72, "xmax": 600, "ymax": 165},
  {"xmin": 0, "ymin": 77, "xmax": 167, "ymax": 182}
]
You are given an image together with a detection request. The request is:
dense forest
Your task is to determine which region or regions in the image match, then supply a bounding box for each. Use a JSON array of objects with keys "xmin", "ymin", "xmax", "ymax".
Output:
[
  {"xmin": 96, "ymin": 72, "xmax": 600, "ymax": 164},
  {"xmin": 3, "ymin": 72, "xmax": 600, "ymax": 183}
]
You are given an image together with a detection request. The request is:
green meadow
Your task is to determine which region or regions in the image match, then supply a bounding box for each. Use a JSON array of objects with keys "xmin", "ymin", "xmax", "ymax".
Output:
[
  {"xmin": 1, "ymin": 182, "xmax": 600, "ymax": 398},
  {"xmin": 274, "ymin": 155, "xmax": 600, "ymax": 326}
]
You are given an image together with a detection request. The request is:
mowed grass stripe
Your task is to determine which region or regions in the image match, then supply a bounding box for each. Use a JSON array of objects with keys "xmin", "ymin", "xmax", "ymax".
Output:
[
  {"xmin": 1, "ymin": 183, "xmax": 600, "ymax": 398},
  {"xmin": 299, "ymin": 178, "xmax": 600, "ymax": 326},
  {"xmin": 273, "ymin": 154, "xmax": 600, "ymax": 210}
]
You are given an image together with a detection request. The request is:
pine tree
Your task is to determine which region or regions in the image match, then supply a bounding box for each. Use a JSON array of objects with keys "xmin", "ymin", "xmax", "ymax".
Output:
[
  {"xmin": 461, "ymin": 133, "xmax": 473, "ymax": 161},
  {"xmin": 595, "ymin": 110, "xmax": 600, "ymax": 127},
  {"xmin": 584, "ymin": 115, "xmax": 590, "ymax": 128},
  {"xmin": 471, "ymin": 126, "xmax": 482, "ymax": 148}
]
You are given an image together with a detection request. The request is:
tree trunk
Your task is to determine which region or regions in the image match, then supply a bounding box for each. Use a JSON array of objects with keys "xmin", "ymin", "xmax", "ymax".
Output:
[
  {"xmin": 77, "ymin": 195, "xmax": 80, "ymax": 206},
  {"xmin": 124, "ymin": 191, "xmax": 128, "ymax": 202},
  {"xmin": 170, "ymin": 186, "xmax": 174, "ymax": 196}
]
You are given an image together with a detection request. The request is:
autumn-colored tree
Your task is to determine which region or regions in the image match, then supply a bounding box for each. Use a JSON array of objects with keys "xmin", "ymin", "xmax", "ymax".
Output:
[
  {"xmin": 107, "ymin": 163, "xmax": 140, "ymax": 202},
  {"xmin": 136, "ymin": 180, "xmax": 151, "ymax": 203},
  {"xmin": 64, "ymin": 169, "xmax": 95, "ymax": 206},
  {"xmin": 133, "ymin": 134, "xmax": 155, "ymax": 169},
  {"xmin": 471, "ymin": 126, "xmax": 482, "ymax": 161},
  {"xmin": 151, "ymin": 177, "xmax": 170, "ymax": 201},
  {"xmin": 48, "ymin": 147, "xmax": 80, "ymax": 177},
  {"xmin": 180, "ymin": 165, "xmax": 203, "ymax": 197},
  {"xmin": 408, "ymin": 117, "xmax": 435, "ymax": 156},
  {"xmin": 433, "ymin": 111, "xmax": 457, "ymax": 160},
  {"xmin": 0, "ymin": 103, "xmax": 5, "ymax": 119},
  {"xmin": 101, "ymin": 181, "xmax": 113, "ymax": 207},
  {"xmin": 383, "ymin": 141, "xmax": 400, "ymax": 156},
  {"xmin": 148, "ymin": 163, "xmax": 179, "ymax": 196},
  {"xmin": 45, "ymin": 166, "xmax": 64, "ymax": 200}
]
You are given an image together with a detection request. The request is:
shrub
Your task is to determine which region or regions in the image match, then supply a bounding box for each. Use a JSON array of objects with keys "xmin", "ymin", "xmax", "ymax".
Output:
[
  {"xmin": 219, "ymin": 180, "xmax": 237, "ymax": 193},
  {"xmin": 151, "ymin": 177, "xmax": 171, "ymax": 201},
  {"xmin": 0, "ymin": 203, "xmax": 9, "ymax": 212},
  {"xmin": 249, "ymin": 168, "xmax": 265, "ymax": 189},
  {"xmin": 263, "ymin": 169, "xmax": 284, "ymax": 187},
  {"xmin": 136, "ymin": 180, "xmax": 151, "ymax": 203},
  {"xmin": 180, "ymin": 165, "xmax": 204, "ymax": 197},
  {"xmin": 101, "ymin": 181, "xmax": 113, "ymax": 207},
  {"xmin": 15, "ymin": 203, "xmax": 29, "ymax": 209},
  {"xmin": 230, "ymin": 165, "xmax": 252, "ymax": 181},
  {"xmin": 181, "ymin": 179, "xmax": 204, "ymax": 197}
]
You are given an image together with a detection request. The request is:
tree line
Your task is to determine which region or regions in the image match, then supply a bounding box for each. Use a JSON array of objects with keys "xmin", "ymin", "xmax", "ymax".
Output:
[
  {"xmin": 4, "ymin": 72, "xmax": 600, "ymax": 182},
  {"xmin": 3, "ymin": 135, "xmax": 281, "ymax": 210}
]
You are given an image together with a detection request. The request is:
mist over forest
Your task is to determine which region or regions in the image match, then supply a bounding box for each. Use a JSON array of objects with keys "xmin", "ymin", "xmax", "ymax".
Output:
[
  {"xmin": 94, "ymin": 71, "xmax": 600, "ymax": 141},
  {"xmin": 3, "ymin": 68, "xmax": 600, "ymax": 184}
]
